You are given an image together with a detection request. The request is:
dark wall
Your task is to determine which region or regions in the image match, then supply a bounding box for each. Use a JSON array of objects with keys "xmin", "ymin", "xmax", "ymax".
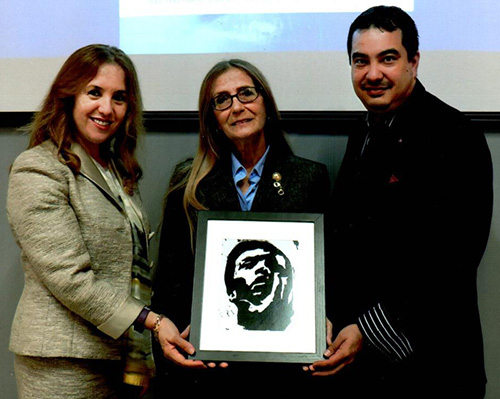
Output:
[{"xmin": 1, "ymin": 115, "xmax": 499, "ymax": 398}]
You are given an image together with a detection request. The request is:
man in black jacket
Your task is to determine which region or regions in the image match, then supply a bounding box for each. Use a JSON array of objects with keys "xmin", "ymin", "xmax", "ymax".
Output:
[{"xmin": 309, "ymin": 6, "xmax": 493, "ymax": 398}]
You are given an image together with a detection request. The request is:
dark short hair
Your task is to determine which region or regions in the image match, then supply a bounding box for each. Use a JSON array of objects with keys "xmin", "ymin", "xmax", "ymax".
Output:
[
  {"xmin": 347, "ymin": 5, "xmax": 419, "ymax": 62},
  {"xmin": 224, "ymin": 240, "xmax": 291, "ymax": 294}
]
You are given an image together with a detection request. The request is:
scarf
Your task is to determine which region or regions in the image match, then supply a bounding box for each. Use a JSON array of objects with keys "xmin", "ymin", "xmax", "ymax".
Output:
[{"xmin": 94, "ymin": 160, "xmax": 155, "ymax": 388}]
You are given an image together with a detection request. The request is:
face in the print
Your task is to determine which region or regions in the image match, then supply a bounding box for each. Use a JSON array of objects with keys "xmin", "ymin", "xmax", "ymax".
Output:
[{"xmin": 225, "ymin": 240, "xmax": 294, "ymax": 331}]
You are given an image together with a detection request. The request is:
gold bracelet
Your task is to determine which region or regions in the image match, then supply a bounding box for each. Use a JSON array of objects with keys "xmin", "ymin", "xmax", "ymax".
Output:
[{"xmin": 153, "ymin": 314, "xmax": 164, "ymax": 342}]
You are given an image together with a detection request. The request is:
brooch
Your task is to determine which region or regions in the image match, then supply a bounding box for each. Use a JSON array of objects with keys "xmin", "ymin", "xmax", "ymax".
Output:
[{"xmin": 272, "ymin": 172, "xmax": 285, "ymax": 196}]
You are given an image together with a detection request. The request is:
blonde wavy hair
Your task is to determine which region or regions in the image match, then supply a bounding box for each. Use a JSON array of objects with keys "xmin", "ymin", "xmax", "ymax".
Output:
[{"xmin": 167, "ymin": 59, "xmax": 291, "ymax": 243}]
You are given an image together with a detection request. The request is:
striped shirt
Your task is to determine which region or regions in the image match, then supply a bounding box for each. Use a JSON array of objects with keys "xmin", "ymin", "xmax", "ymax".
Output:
[{"xmin": 357, "ymin": 303, "xmax": 413, "ymax": 362}]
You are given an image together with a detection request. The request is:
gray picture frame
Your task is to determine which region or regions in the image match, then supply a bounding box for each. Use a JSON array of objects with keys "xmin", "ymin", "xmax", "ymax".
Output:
[{"xmin": 189, "ymin": 210, "xmax": 326, "ymax": 363}]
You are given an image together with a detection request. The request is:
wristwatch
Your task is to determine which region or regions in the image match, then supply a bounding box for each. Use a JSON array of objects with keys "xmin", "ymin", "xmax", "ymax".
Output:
[{"xmin": 133, "ymin": 306, "xmax": 151, "ymax": 333}]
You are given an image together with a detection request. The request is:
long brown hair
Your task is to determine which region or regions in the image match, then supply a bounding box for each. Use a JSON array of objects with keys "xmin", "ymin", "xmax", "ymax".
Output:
[
  {"xmin": 168, "ymin": 59, "xmax": 291, "ymax": 243},
  {"xmin": 27, "ymin": 44, "xmax": 145, "ymax": 193}
]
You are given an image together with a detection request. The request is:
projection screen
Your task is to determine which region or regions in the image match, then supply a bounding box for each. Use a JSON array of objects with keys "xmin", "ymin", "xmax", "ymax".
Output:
[{"xmin": 0, "ymin": 0, "xmax": 498, "ymax": 113}]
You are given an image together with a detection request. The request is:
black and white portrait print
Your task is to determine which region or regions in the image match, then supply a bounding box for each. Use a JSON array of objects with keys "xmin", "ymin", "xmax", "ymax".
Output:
[
  {"xmin": 224, "ymin": 239, "xmax": 295, "ymax": 331},
  {"xmin": 194, "ymin": 217, "xmax": 319, "ymax": 357}
]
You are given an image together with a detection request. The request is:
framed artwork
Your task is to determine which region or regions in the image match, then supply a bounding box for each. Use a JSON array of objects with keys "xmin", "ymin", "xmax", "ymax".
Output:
[{"xmin": 189, "ymin": 211, "xmax": 326, "ymax": 363}]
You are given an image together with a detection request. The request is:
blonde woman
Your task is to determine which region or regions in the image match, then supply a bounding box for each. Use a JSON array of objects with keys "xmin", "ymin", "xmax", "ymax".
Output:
[{"xmin": 151, "ymin": 59, "xmax": 330, "ymax": 395}]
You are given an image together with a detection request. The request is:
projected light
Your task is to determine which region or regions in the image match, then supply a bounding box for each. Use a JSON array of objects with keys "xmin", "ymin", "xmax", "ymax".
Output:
[
  {"xmin": 119, "ymin": 0, "xmax": 414, "ymax": 17},
  {"xmin": 119, "ymin": 0, "xmax": 414, "ymax": 55}
]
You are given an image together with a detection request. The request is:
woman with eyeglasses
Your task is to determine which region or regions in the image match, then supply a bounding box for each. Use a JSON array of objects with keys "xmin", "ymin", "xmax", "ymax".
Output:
[{"xmin": 151, "ymin": 59, "xmax": 330, "ymax": 394}]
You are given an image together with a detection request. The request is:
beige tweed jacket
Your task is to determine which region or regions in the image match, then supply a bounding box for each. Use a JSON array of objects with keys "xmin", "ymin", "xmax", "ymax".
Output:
[{"xmin": 7, "ymin": 140, "xmax": 149, "ymax": 360}]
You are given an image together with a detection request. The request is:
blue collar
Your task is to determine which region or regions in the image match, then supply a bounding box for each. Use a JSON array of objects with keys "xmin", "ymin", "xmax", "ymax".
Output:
[
  {"xmin": 231, "ymin": 145, "xmax": 269, "ymax": 180},
  {"xmin": 231, "ymin": 145, "xmax": 270, "ymax": 210}
]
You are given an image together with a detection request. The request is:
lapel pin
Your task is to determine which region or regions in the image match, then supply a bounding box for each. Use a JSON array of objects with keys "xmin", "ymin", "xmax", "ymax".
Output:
[{"xmin": 272, "ymin": 172, "xmax": 285, "ymax": 196}]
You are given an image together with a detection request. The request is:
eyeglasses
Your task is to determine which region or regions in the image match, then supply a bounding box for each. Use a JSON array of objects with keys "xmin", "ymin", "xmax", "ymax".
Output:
[{"xmin": 211, "ymin": 86, "xmax": 260, "ymax": 111}]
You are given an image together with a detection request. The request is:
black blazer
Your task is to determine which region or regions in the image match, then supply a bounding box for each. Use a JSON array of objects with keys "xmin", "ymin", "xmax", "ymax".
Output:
[{"xmin": 328, "ymin": 81, "xmax": 493, "ymax": 397}]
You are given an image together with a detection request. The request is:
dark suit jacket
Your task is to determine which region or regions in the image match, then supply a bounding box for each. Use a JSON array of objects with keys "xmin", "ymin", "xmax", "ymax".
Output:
[{"xmin": 328, "ymin": 81, "xmax": 493, "ymax": 398}]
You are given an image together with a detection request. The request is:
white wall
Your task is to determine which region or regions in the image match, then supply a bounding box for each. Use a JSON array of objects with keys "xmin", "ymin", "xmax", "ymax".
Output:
[{"xmin": 2, "ymin": 51, "xmax": 500, "ymax": 113}]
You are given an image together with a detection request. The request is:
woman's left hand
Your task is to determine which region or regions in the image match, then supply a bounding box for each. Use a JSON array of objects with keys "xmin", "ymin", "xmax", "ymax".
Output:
[
  {"xmin": 147, "ymin": 313, "xmax": 228, "ymax": 369},
  {"xmin": 153, "ymin": 315, "xmax": 205, "ymax": 368}
]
